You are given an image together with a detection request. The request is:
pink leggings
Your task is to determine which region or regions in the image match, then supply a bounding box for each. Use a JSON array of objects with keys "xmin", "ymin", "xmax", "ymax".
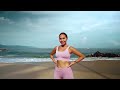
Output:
[{"xmin": 54, "ymin": 66, "xmax": 74, "ymax": 79}]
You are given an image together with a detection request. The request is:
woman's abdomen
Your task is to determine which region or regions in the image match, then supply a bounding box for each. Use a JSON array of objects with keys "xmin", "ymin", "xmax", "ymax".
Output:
[{"xmin": 57, "ymin": 60, "xmax": 70, "ymax": 68}]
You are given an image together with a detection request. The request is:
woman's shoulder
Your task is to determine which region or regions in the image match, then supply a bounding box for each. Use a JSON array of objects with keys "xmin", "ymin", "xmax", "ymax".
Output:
[
  {"xmin": 69, "ymin": 45, "xmax": 73, "ymax": 49},
  {"xmin": 54, "ymin": 45, "xmax": 59, "ymax": 50},
  {"xmin": 69, "ymin": 46, "xmax": 77, "ymax": 50}
]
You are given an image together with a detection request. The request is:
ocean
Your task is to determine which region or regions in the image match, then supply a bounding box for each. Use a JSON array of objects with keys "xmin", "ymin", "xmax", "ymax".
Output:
[{"xmin": 0, "ymin": 48, "xmax": 120, "ymax": 63}]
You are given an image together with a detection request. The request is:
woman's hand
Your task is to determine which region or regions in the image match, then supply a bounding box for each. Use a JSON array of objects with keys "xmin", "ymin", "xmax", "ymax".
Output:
[
  {"xmin": 54, "ymin": 60, "xmax": 57, "ymax": 65},
  {"xmin": 67, "ymin": 61, "xmax": 76, "ymax": 68}
]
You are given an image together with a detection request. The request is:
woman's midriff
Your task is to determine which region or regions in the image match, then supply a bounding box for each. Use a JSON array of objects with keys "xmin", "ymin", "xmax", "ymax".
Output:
[{"xmin": 57, "ymin": 60, "xmax": 70, "ymax": 68}]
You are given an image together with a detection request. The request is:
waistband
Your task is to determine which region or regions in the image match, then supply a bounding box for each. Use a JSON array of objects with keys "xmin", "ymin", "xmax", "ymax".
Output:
[{"xmin": 55, "ymin": 66, "xmax": 71, "ymax": 70}]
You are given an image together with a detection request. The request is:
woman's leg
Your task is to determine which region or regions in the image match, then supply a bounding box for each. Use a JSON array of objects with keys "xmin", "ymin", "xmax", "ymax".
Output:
[
  {"xmin": 54, "ymin": 67, "xmax": 62, "ymax": 79},
  {"xmin": 62, "ymin": 67, "xmax": 74, "ymax": 79}
]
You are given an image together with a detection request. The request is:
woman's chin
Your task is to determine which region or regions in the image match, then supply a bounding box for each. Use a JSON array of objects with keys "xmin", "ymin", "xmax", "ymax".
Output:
[{"xmin": 61, "ymin": 44, "xmax": 65, "ymax": 46}]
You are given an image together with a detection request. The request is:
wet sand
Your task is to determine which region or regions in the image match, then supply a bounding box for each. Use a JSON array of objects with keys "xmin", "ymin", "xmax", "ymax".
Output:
[{"xmin": 0, "ymin": 60, "xmax": 120, "ymax": 79}]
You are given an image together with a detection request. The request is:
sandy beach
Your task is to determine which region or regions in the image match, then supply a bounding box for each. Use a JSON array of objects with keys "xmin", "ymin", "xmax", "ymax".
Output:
[{"xmin": 0, "ymin": 60, "xmax": 120, "ymax": 79}]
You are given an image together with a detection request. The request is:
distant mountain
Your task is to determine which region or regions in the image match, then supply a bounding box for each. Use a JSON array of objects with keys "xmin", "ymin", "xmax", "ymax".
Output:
[{"xmin": 0, "ymin": 44, "xmax": 44, "ymax": 53}]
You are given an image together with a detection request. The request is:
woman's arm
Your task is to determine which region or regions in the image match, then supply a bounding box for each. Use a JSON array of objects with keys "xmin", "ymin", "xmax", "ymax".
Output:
[
  {"xmin": 68, "ymin": 46, "xmax": 85, "ymax": 67},
  {"xmin": 50, "ymin": 46, "xmax": 57, "ymax": 64}
]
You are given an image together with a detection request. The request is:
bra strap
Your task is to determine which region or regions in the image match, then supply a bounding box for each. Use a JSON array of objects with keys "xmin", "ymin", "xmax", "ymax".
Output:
[
  {"xmin": 56, "ymin": 46, "xmax": 58, "ymax": 51},
  {"xmin": 67, "ymin": 46, "xmax": 70, "ymax": 49}
]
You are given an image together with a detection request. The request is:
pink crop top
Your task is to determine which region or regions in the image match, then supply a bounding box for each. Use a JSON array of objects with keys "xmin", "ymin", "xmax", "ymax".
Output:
[{"xmin": 55, "ymin": 46, "xmax": 71, "ymax": 61}]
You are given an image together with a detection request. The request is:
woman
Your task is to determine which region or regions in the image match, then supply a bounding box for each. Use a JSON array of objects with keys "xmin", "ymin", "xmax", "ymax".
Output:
[{"xmin": 50, "ymin": 32, "xmax": 85, "ymax": 79}]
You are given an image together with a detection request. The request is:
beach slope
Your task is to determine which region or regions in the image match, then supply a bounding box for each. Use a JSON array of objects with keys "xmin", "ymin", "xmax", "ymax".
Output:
[{"xmin": 0, "ymin": 60, "xmax": 120, "ymax": 79}]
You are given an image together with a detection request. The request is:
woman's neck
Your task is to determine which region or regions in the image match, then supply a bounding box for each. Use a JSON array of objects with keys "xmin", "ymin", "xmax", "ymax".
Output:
[{"xmin": 61, "ymin": 44, "xmax": 68, "ymax": 47}]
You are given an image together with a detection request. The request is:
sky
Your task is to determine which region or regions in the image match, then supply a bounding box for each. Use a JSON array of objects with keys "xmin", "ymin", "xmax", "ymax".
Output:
[{"xmin": 0, "ymin": 11, "xmax": 120, "ymax": 48}]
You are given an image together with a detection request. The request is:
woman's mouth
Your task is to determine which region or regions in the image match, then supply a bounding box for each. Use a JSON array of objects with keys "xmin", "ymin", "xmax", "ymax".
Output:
[{"xmin": 61, "ymin": 42, "xmax": 65, "ymax": 44}]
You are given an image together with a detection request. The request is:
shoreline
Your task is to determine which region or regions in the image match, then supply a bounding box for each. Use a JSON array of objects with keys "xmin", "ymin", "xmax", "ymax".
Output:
[
  {"xmin": 0, "ymin": 60, "xmax": 120, "ymax": 79},
  {"xmin": 0, "ymin": 57, "xmax": 120, "ymax": 64}
]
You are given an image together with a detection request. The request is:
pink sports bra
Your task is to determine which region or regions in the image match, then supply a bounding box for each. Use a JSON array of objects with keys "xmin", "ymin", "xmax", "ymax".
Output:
[{"xmin": 55, "ymin": 46, "xmax": 71, "ymax": 61}]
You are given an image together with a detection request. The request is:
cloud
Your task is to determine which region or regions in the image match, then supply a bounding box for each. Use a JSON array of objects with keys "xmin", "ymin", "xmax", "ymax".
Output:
[
  {"xmin": 0, "ymin": 17, "xmax": 14, "ymax": 24},
  {"xmin": 80, "ymin": 36, "xmax": 88, "ymax": 44},
  {"xmin": 19, "ymin": 11, "xmax": 68, "ymax": 16},
  {"xmin": 109, "ymin": 40, "xmax": 120, "ymax": 46}
]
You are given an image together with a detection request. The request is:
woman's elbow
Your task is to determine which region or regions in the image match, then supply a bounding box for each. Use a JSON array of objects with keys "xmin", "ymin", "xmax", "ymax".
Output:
[
  {"xmin": 50, "ymin": 54, "xmax": 53, "ymax": 57},
  {"xmin": 81, "ymin": 55, "xmax": 85, "ymax": 60},
  {"xmin": 83, "ymin": 55, "xmax": 85, "ymax": 59}
]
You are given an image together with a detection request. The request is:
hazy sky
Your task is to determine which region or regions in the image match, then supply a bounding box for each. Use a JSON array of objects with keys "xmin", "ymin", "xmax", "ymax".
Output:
[{"xmin": 0, "ymin": 11, "xmax": 120, "ymax": 48}]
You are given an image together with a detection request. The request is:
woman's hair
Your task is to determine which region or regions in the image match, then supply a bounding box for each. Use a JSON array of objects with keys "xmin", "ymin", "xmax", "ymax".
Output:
[{"xmin": 59, "ymin": 32, "xmax": 68, "ymax": 38}]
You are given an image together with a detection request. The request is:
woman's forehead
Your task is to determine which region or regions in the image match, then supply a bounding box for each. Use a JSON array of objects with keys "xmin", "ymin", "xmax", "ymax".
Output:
[{"xmin": 59, "ymin": 34, "xmax": 66, "ymax": 37}]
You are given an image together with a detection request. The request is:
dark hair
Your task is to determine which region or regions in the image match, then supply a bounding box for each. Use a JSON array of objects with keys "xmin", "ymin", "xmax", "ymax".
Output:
[{"xmin": 59, "ymin": 32, "xmax": 68, "ymax": 38}]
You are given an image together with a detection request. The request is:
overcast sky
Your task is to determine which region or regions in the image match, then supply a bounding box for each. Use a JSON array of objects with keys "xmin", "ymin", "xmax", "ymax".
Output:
[{"xmin": 0, "ymin": 11, "xmax": 120, "ymax": 48}]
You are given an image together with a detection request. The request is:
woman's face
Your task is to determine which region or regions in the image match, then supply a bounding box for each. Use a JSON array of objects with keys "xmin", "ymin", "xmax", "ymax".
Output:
[{"xmin": 59, "ymin": 34, "xmax": 67, "ymax": 46}]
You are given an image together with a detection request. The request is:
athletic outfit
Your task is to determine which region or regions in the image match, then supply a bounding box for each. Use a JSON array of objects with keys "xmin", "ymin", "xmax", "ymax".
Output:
[{"xmin": 54, "ymin": 46, "xmax": 74, "ymax": 79}]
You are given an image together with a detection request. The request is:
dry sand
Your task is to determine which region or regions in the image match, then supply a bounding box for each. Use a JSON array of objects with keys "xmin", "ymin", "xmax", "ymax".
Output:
[{"xmin": 0, "ymin": 60, "xmax": 120, "ymax": 79}]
